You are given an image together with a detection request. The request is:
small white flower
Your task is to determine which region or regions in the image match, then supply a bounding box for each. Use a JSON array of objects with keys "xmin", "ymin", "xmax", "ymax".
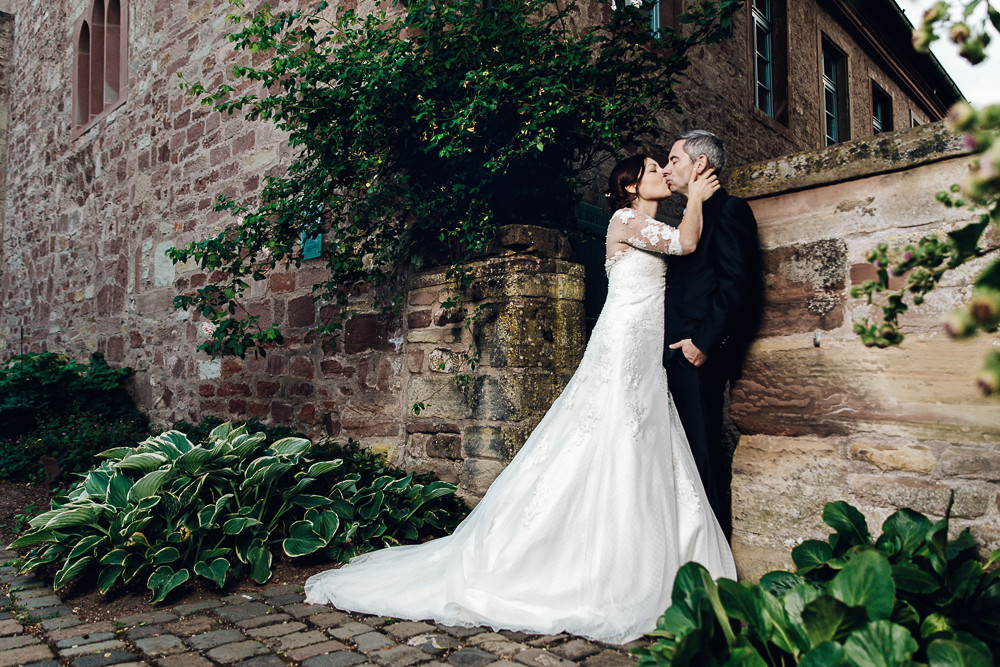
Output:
[
  {"xmin": 628, "ymin": 0, "xmax": 642, "ymax": 7},
  {"xmin": 201, "ymin": 322, "xmax": 215, "ymax": 336}
]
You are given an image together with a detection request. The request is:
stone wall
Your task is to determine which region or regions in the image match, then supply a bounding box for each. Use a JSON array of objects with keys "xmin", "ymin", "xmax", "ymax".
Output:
[{"xmin": 728, "ymin": 121, "xmax": 1000, "ymax": 579}]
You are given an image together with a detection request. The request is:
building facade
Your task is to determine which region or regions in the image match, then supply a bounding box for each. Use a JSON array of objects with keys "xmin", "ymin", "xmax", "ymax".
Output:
[{"xmin": 0, "ymin": 0, "xmax": 963, "ymax": 496}]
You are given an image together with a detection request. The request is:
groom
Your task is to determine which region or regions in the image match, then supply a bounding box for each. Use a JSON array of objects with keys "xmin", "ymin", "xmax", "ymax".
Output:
[{"xmin": 662, "ymin": 130, "xmax": 761, "ymax": 540}]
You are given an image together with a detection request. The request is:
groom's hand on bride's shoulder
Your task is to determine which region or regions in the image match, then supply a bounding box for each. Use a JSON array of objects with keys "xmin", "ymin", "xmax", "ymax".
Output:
[{"xmin": 669, "ymin": 338, "xmax": 707, "ymax": 367}]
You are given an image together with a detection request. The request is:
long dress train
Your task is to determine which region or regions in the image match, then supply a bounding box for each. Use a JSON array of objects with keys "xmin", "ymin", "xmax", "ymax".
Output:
[{"xmin": 304, "ymin": 209, "xmax": 736, "ymax": 644}]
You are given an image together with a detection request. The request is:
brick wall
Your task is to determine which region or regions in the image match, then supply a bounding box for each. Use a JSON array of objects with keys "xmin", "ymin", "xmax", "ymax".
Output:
[{"xmin": 728, "ymin": 122, "xmax": 1000, "ymax": 579}]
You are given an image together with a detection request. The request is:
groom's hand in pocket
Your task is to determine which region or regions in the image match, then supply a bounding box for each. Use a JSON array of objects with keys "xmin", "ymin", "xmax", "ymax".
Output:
[{"xmin": 669, "ymin": 338, "xmax": 707, "ymax": 367}]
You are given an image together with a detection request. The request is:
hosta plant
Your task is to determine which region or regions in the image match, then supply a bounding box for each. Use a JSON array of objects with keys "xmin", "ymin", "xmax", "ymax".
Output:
[
  {"xmin": 634, "ymin": 500, "xmax": 1000, "ymax": 666},
  {"xmin": 11, "ymin": 422, "xmax": 465, "ymax": 602}
]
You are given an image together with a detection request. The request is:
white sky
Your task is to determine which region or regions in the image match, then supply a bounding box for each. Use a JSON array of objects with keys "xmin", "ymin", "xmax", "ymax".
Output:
[{"xmin": 898, "ymin": 0, "xmax": 1000, "ymax": 105}]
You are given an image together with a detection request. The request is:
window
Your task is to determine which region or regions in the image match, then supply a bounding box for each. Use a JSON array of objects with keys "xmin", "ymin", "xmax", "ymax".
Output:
[
  {"xmin": 751, "ymin": 0, "xmax": 788, "ymax": 124},
  {"xmin": 73, "ymin": 0, "xmax": 127, "ymax": 133},
  {"xmin": 871, "ymin": 81, "xmax": 892, "ymax": 134},
  {"xmin": 822, "ymin": 38, "xmax": 849, "ymax": 145}
]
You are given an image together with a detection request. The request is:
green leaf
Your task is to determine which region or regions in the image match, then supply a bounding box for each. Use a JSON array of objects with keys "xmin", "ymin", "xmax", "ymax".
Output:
[
  {"xmin": 292, "ymin": 494, "xmax": 333, "ymax": 509},
  {"xmin": 116, "ymin": 452, "xmax": 169, "ymax": 474},
  {"xmin": 68, "ymin": 535, "xmax": 106, "ymax": 560},
  {"xmin": 249, "ymin": 543, "xmax": 273, "ymax": 584},
  {"xmin": 827, "ymin": 550, "xmax": 894, "ymax": 621},
  {"xmin": 127, "ymin": 469, "xmax": 174, "ymax": 503},
  {"xmin": 270, "ymin": 437, "xmax": 311, "ymax": 458},
  {"xmin": 151, "ymin": 546, "xmax": 181, "ymax": 565},
  {"xmin": 842, "ymin": 620, "xmax": 917, "ymax": 667},
  {"xmin": 283, "ymin": 520, "xmax": 328, "ymax": 557},
  {"xmin": 54, "ymin": 556, "xmax": 96, "ymax": 590},
  {"xmin": 107, "ymin": 473, "xmax": 132, "ymax": 509},
  {"xmin": 947, "ymin": 218, "xmax": 990, "ymax": 259},
  {"xmin": 100, "ymin": 548, "xmax": 129, "ymax": 566},
  {"xmin": 223, "ymin": 516, "xmax": 263, "ymax": 535},
  {"xmin": 799, "ymin": 641, "xmax": 845, "ymax": 667},
  {"xmin": 357, "ymin": 490, "xmax": 385, "ymax": 520},
  {"xmin": 926, "ymin": 636, "xmax": 993, "ymax": 667},
  {"xmin": 892, "ymin": 562, "xmax": 941, "ymax": 594},
  {"xmin": 174, "ymin": 447, "xmax": 215, "ymax": 474},
  {"xmin": 307, "ymin": 460, "xmax": 342, "ymax": 477},
  {"xmin": 801, "ymin": 595, "xmax": 868, "ymax": 647},
  {"xmin": 147, "ymin": 566, "xmax": 191, "ymax": 603},
  {"xmin": 876, "ymin": 508, "xmax": 931, "ymax": 558},
  {"xmin": 759, "ymin": 570, "xmax": 804, "ymax": 596},
  {"xmin": 97, "ymin": 565, "xmax": 124, "ymax": 594},
  {"xmin": 823, "ymin": 502, "xmax": 871, "ymax": 550},
  {"xmin": 194, "ymin": 558, "xmax": 230, "ymax": 588},
  {"xmin": 793, "ymin": 540, "xmax": 834, "ymax": 572}
]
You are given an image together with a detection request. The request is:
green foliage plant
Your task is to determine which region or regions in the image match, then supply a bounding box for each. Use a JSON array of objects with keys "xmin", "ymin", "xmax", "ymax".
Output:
[
  {"xmin": 11, "ymin": 422, "xmax": 466, "ymax": 602},
  {"xmin": 852, "ymin": 1, "xmax": 1000, "ymax": 394},
  {"xmin": 167, "ymin": 0, "xmax": 740, "ymax": 359},
  {"xmin": 633, "ymin": 500, "xmax": 1000, "ymax": 666}
]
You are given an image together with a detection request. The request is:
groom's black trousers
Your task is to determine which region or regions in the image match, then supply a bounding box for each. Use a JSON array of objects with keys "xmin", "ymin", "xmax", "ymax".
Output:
[{"xmin": 666, "ymin": 351, "xmax": 731, "ymax": 540}]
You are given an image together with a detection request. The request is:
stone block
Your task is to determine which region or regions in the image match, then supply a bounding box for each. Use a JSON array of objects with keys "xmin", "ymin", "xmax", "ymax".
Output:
[
  {"xmin": 408, "ymin": 310, "xmax": 432, "ymax": 329},
  {"xmin": 407, "ymin": 377, "xmax": 472, "ymax": 420},
  {"xmin": 286, "ymin": 640, "xmax": 351, "ymax": 662},
  {"xmin": 370, "ymin": 645, "xmax": 431, "ymax": 667},
  {"xmin": 514, "ymin": 649, "xmax": 575, "ymax": 667},
  {"xmin": 850, "ymin": 474, "xmax": 994, "ymax": 519},
  {"xmin": 462, "ymin": 425, "xmax": 531, "ymax": 461},
  {"xmin": 344, "ymin": 313, "xmax": 401, "ymax": 354},
  {"xmin": 188, "ymin": 629, "xmax": 246, "ymax": 651},
  {"xmin": 205, "ymin": 639, "xmax": 268, "ymax": 664},
  {"xmin": 937, "ymin": 444, "xmax": 1000, "ymax": 481},
  {"xmin": 848, "ymin": 442, "xmax": 937, "ymax": 474},
  {"xmin": 759, "ymin": 240, "xmax": 846, "ymax": 336},
  {"xmin": 731, "ymin": 338, "xmax": 1000, "ymax": 444},
  {"xmin": 732, "ymin": 435, "xmax": 849, "ymax": 544},
  {"xmin": 470, "ymin": 374, "xmax": 557, "ymax": 422},
  {"xmin": 0, "ymin": 643, "xmax": 52, "ymax": 667},
  {"xmin": 460, "ymin": 458, "xmax": 507, "ymax": 495}
]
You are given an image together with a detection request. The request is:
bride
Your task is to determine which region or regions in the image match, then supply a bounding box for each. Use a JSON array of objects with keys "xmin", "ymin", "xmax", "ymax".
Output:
[{"xmin": 304, "ymin": 154, "xmax": 736, "ymax": 644}]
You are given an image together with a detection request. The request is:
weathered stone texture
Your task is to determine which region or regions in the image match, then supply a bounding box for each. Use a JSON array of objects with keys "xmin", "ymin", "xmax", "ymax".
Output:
[{"xmin": 730, "ymin": 131, "xmax": 1000, "ymax": 578}]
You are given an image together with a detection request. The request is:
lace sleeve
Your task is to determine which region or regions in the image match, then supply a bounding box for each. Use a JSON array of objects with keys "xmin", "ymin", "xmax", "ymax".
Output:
[{"xmin": 609, "ymin": 209, "xmax": 683, "ymax": 256}]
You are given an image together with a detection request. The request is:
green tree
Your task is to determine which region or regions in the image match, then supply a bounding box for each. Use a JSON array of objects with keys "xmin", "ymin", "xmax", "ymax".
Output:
[
  {"xmin": 852, "ymin": 1, "xmax": 1000, "ymax": 393},
  {"xmin": 168, "ymin": 0, "xmax": 740, "ymax": 357}
]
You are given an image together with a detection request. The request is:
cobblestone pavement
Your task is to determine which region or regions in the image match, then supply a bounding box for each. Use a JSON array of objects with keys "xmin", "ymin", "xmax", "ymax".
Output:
[{"xmin": 0, "ymin": 549, "xmax": 643, "ymax": 667}]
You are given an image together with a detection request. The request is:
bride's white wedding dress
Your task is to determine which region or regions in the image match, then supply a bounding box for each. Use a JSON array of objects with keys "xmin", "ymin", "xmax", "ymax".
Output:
[{"xmin": 304, "ymin": 208, "xmax": 736, "ymax": 644}]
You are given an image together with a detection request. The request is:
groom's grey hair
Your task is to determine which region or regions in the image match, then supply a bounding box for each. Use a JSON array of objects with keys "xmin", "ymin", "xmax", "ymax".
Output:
[{"xmin": 676, "ymin": 129, "xmax": 726, "ymax": 172}]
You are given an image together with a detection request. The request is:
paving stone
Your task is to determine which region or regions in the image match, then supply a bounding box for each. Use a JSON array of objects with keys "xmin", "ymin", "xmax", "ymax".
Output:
[
  {"xmin": 187, "ymin": 628, "xmax": 246, "ymax": 651},
  {"xmin": 116, "ymin": 611, "xmax": 178, "ymax": 626},
  {"xmin": 371, "ymin": 645, "xmax": 432, "ymax": 667},
  {"xmin": 526, "ymin": 635, "xmax": 570, "ymax": 649},
  {"xmin": 2, "ymin": 574, "xmax": 44, "ymax": 588},
  {"xmin": 126, "ymin": 624, "xmax": 166, "ymax": 640},
  {"xmin": 0, "ymin": 618, "xmax": 23, "ymax": 637},
  {"xmin": 384, "ymin": 622, "xmax": 438, "ymax": 641},
  {"xmin": 134, "ymin": 634, "xmax": 186, "ymax": 656},
  {"xmin": 406, "ymin": 633, "xmax": 460, "ymax": 656},
  {"xmin": 484, "ymin": 662, "xmax": 520, "ymax": 667},
  {"xmin": 286, "ymin": 639, "xmax": 351, "ymax": 662},
  {"xmin": 222, "ymin": 593, "xmax": 264, "ymax": 603},
  {"xmin": 267, "ymin": 593, "xmax": 305, "ymax": 606},
  {"xmin": 155, "ymin": 652, "xmax": 214, "ymax": 667},
  {"xmin": 173, "ymin": 600, "xmax": 222, "ymax": 616},
  {"xmin": 309, "ymin": 610, "xmax": 351, "ymax": 628},
  {"xmin": 331, "ymin": 622, "xmax": 378, "ymax": 640},
  {"xmin": 0, "ymin": 643, "xmax": 54, "ymax": 667},
  {"xmin": 263, "ymin": 584, "xmax": 301, "ymax": 598},
  {"xmin": 0, "ymin": 633, "xmax": 39, "ymax": 649},
  {"xmin": 205, "ymin": 639, "xmax": 269, "ymax": 664},
  {"xmin": 27, "ymin": 604, "xmax": 75, "ymax": 620},
  {"xmin": 166, "ymin": 615, "xmax": 218, "ymax": 636},
  {"xmin": 580, "ymin": 651, "xmax": 636, "ymax": 667},
  {"xmin": 22, "ymin": 660, "xmax": 62, "ymax": 667},
  {"xmin": 499, "ymin": 632, "xmax": 535, "ymax": 642},
  {"xmin": 353, "ymin": 630, "xmax": 395, "ymax": 652},
  {"xmin": 246, "ymin": 620, "xmax": 307, "ymax": 639},
  {"xmin": 474, "ymin": 639, "xmax": 527, "ymax": 659},
  {"xmin": 21, "ymin": 594, "xmax": 63, "ymax": 609},
  {"xmin": 41, "ymin": 614, "xmax": 84, "ymax": 631},
  {"xmin": 302, "ymin": 651, "xmax": 371, "ymax": 667},
  {"xmin": 439, "ymin": 625, "xmax": 488, "ymax": 639},
  {"xmin": 550, "ymin": 640, "xmax": 600, "ymax": 661},
  {"xmin": 49, "ymin": 621, "xmax": 116, "ymax": 642},
  {"xmin": 59, "ymin": 639, "xmax": 129, "ymax": 658},
  {"xmin": 267, "ymin": 629, "xmax": 329, "ymax": 651},
  {"xmin": 237, "ymin": 613, "xmax": 294, "ymax": 629},
  {"xmin": 57, "ymin": 631, "xmax": 117, "ymax": 648},
  {"xmin": 70, "ymin": 650, "xmax": 142, "ymax": 667},
  {"xmin": 281, "ymin": 601, "xmax": 331, "ymax": 619},
  {"xmin": 448, "ymin": 648, "xmax": 497, "ymax": 667},
  {"xmin": 359, "ymin": 616, "xmax": 390, "ymax": 628},
  {"xmin": 0, "ymin": 612, "xmax": 12, "ymax": 621},
  {"xmin": 513, "ymin": 649, "xmax": 576, "ymax": 667},
  {"xmin": 216, "ymin": 602, "xmax": 275, "ymax": 623},
  {"xmin": 12, "ymin": 587, "xmax": 57, "ymax": 600},
  {"xmin": 234, "ymin": 656, "xmax": 286, "ymax": 667}
]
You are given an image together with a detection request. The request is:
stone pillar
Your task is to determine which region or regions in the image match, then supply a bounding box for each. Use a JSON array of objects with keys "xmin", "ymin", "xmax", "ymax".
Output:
[
  {"xmin": 728, "ymin": 122, "xmax": 1000, "ymax": 580},
  {"xmin": 401, "ymin": 225, "xmax": 585, "ymax": 501}
]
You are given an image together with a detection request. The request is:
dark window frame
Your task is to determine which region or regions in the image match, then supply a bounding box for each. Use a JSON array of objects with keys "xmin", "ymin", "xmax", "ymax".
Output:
[
  {"xmin": 822, "ymin": 37, "xmax": 849, "ymax": 146},
  {"xmin": 73, "ymin": 0, "xmax": 128, "ymax": 138},
  {"xmin": 750, "ymin": 0, "xmax": 788, "ymax": 125},
  {"xmin": 871, "ymin": 80, "xmax": 893, "ymax": 134}
]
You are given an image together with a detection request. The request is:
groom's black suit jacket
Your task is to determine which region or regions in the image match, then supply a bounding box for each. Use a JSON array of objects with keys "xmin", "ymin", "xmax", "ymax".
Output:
[{"xmin": 663, "ymin": 188, "xmax": 761, "ymax": 378}]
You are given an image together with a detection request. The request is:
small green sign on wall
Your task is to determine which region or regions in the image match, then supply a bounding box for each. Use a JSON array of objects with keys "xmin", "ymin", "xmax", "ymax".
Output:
[{"xmin": 301, "ymin": 231, "xmax": 322, "ymax": 260}]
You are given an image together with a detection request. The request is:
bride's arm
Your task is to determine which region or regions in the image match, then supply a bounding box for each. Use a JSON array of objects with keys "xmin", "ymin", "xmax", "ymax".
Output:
[{"xmin": 675, "ymin": 168, "xmax": 719, "ymax": 255}]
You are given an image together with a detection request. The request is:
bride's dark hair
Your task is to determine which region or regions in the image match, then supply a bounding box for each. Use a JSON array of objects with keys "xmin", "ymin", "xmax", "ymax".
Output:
[{"xmin": 605, "ymin": 154, "xmax": 648, "ymax": 211}]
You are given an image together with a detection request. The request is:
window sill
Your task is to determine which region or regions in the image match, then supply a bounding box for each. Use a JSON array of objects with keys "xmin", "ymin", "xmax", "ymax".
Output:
[
  {"xmin": 71, "ymin": 96, "xmax": 127, "ymax": 141},
  {"xmin": 748, "ymin": 105, "xmax": 794, "ymax": 142}
]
